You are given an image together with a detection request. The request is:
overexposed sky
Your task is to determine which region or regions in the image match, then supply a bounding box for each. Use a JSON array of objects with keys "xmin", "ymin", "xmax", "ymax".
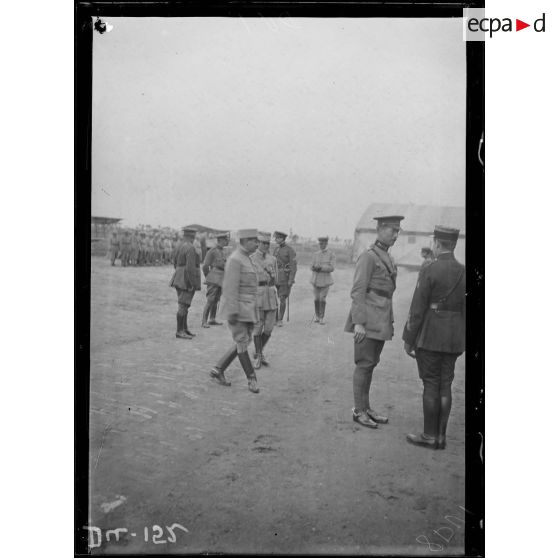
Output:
[{"xmin": 92, "ymin": 17, "xmax": 465, "ymax": 238}]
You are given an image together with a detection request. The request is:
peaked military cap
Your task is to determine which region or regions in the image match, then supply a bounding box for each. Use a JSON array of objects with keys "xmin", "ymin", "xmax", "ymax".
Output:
[
  {"xmin": 433, "ymin": 225, "xmax": 459, "ymax": 241},
  {"xmin": 373, "ymin": 215, "xmax": 404, "ymax": 227},
  {"xmin": 274, "ymin": 231, "xmax": 288, "ymax": 238},
  {"xmin": 317, "ymin": 236, "xmax": 329, "ymax": 242},
  {"xmin": 181, "ymin": 227, "xmax": 197, "ymax": 235},
  {"xmin": 258, "ymin": 232, "xmax": 272, "ymax": 242},
  {"xmin": 215, "ymin": 232, "xmax": 229, "ymax": 239},
  {"xmin": 238, "ymin": 228, "xmax": 259, "ymax": 239}
]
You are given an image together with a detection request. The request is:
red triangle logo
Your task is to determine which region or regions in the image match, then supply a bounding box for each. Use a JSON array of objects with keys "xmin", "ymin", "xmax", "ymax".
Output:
[{"xmin": 516, "ymin": 19, "xmax": 530, "ymax": 31}]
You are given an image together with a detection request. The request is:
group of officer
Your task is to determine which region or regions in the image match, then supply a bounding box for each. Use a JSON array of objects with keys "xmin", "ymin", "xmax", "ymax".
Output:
[
  {"xmin": 108, "ymin": 229, "xmax": 181, "ymax": 267},
  {"xmin": 168, "ymin": 216, "xmax": 465, "ymax": 451}
]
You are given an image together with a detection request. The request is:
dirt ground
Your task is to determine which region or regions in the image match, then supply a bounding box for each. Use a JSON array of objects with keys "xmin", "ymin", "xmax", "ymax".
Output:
[{"xmin": 87, "ymin": 256, "xmax": 465, "ymax": 555}]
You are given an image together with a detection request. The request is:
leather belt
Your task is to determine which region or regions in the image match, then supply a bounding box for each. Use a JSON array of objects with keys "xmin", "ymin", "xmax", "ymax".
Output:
[
  {"xmin": 367, "ymin": 287, "xmax": 392, "ymax": 299},
  {"xmin": 258, "ymin": 281, "xmax": 269, "ymax": 286}
]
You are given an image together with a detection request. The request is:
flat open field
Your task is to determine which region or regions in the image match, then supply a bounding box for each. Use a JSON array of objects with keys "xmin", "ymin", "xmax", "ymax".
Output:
[{"xmin": 87, "ymin": 257, "xmax": 465, "ymax": 555}]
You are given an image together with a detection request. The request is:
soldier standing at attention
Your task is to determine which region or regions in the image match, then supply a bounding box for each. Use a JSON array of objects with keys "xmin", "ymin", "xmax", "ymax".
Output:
[
  {"xmin": 251, "ymin": 232, "xmax": 278, "ymax": 369},
  {"xmin": 403, "ymin": 226, "xmax": 465, "ymax": 450},
  {"xmin": 170, "ymin": 227, "xmax": 201, "ymax": 339},
  {"xmin": 344, "ymin": 215, "xmax": 404, "ymax": 429},
  {"xmin": 310, "ymin": 236, "xmax": 336, "ymax": 325},
  {"xmin": 273, "ymin": 231, "xmax": 297, "ymax": 327},
  {"xmin": 108, "ymin": 231, "xmax": 119, "ymax": 266},
  {"xmin": 119, "ymin": 230, "xmax": 132, "ymax": 267},
  {"xmin": 130, "ymin": 230, "xmax": 139, "ymax": 266},
  {"xmin": 201, "ymin": 232, "xmax": 229, "ymax": 328},
  {"xmin": 209, "ymin": 229, "xmax": 260, "ymax": 393}
]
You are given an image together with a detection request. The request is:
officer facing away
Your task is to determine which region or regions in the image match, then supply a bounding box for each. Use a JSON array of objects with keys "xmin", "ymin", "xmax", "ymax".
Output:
[{"xmin": 403, "ymin": 226, "xmax": 465, "ymax": 450}]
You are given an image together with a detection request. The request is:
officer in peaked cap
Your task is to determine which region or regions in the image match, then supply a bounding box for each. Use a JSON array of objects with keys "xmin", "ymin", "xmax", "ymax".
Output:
[
  {"xmin": 250, "ymin": 232, "xmax": 278, "ymax": 369},
  {"xmin": 344, "ymin": 215, "xmax": 404, "ymax": 429},
  {"xmin": 119, "ymin": 229, "xmax": 132, "ymax": 267},
  {"xmin": 403, "ymin": 225, "xmax": 465, "ymax": 450},
  {"xmin": 310, "ymin": 236, "xmax": 336, "ymax": 325},
  {"xmin": 210, "ymin": 229, "xmax": 260, "ymax": 393},
  {"xmin": 169, "ymin": 227, "xmax": 201, "ymax": 339},
  {"xmin": 201, "ymin": 232, "xmax": 230, "ymax": 328},
  {"xmin": 273, "ymin": 230, "xmax": 297, "ymax": 326}
]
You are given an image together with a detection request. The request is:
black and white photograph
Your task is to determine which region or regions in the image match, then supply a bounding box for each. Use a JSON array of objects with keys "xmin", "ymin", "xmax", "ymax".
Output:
[{"xmin": 76, "ymin": 3, "xmax": 483, "ymax": 555}]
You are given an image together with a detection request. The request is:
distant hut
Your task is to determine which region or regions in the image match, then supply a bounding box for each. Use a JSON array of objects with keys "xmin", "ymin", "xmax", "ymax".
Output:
[{"xmin": 352, "ymin": 203, "xmax": 465, "ymax": 267}]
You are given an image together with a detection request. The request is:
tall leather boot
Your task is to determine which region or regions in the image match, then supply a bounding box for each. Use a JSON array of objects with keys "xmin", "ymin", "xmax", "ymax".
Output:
[
  {"xmin": 423, "ymin": 394, "xmax": 440, "ymax": 439},
  {"xmin": 210, "ymin": 346, "xmax": 237, "ymax": 386},
  {"xmin": 238, "ymin": 351, "xmax": 259, "ymax": 393},
  {"xmin": 201, "ymin": 304, "xmax": 211, "ymax": 328},
  {"xmin": 184, "ymin": 310, "xmax": 196, "ymax": 337},
  {"xmin": 314, "ymin": 300, "xmax": 320, "ymax": 322},
  {"xmin": 176, "ymin": 312, "xmax": 192, "ymax": 339},
  {"xmin": 209, "ymin": 301, "xmax": 222, "ymax": 325},
  {"xmin": 277, "ymin": 298, "xmax": 286, "ymax": 326},
  {"xmin": 319, "ymin": 300, "xmax": 326, "ymax": 325},
  {"xmin": 253, "ymin": 335, "xmax": 263, "ymax": 369},
  {"xmin": 260, "ymin": 332, "xmax": 270, "ymax": 366},
  {"xmin": 436, "ymin": 394, "xmax": 452, "ymax": 449}
]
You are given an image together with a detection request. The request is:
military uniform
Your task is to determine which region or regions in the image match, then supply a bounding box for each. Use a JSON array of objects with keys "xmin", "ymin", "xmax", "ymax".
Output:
[
  {"xmin": 169, "ymin": 228, "xmax": 201, "ymax": 339},
  {"xmin": 403, "ymin": 226, "xmax": 465, "ymax": 449},
  {"xmin": 201, "ymin": 233, "xmax": 229, "ymax": 327},
  {"xmin": 345, "ymin": 215, "xmax": 404, "ymax": 429},
  {"xmin": 251, "ymin": 233, "xmax": 278, "ymax": 369},
  {"xmin": 210, "ymin": 229, "xmax": 260, "ymax": 393},
  {"xmin": 119, "ymin": 231, "xmax": 132, "ymax": 267},
  {"xmin": 130, "ymin": 232, "xmax": 139, "ymax": 266},
  {"xmin": 108, "ymin": 233, "xmax": 119, "ymax": 266},
  {"xmin": 310, "ymin": 236, "xmax": 335, "ymax": 324},
  {"xmin": 273, "ymin": 231, "xmax": 297, "ymax": 325}
]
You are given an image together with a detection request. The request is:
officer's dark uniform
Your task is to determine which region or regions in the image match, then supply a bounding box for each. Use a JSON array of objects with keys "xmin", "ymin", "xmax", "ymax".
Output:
[
  {"xmin": 201, "ymin": 233, "xmax": 229, "ymax": 327},
  {"xmin": 403, "ymin": 226, "xmax": 465, "ymax": 449},
  {"xmin": 273, "ymin": 231, "xmax": 297, "ymax": 325},
  {"xmin": 169, "ymin": 227, "xmax": 201, "ymax": 339}
]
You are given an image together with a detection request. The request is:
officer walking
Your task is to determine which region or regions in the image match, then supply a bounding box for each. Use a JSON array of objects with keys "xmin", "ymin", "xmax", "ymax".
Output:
[
  {"xmin": 169, "ymin": 227, "xmax": 201, "ymax": 339},
  {"xmin": 273, "ymin": 231, "xmax": 297, "ymax": 326},
  {"xmin": 310, "ymin": 236, "xmax": 336, "ymax": 324},
  {"xmin": 201, "ymin": 232, "xmax": 229, "ymax": 328},
  {"xmin": 251, "ymin": 232, "xmax": 278, "ymax": 369},
  {"xmin": 344, "ymin": 215, "xmax": 404, "ymax": 429},
  {"xmin": 403, "ymin": 226, "xmax": 465, "ymax": 450},
  {"xmin": 210, "ymin": 229, "xmax": 260, "ymax": 393}
]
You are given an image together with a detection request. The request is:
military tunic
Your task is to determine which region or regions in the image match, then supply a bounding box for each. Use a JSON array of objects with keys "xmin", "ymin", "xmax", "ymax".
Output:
[
  {"xmin": 273, "ymin": 243, "xmax": 297, "ymax": 298},
  {"xmin": 251, "ymin": 249, "xmax": 278, "ymax": 335},
  {"xmin": 203, "ymin": 245, "xmax": 227, "ymax": 309},
  {"xmin": 170, "ymin": 240, "xmax": 201, "ymax": 306},
  {"xmin": 220, "ymin": 245, "xmax": 258, "ymax": 352},
  {"xmin": 403, "ymin": 252, "xmax": 465, "ymax": 354},
  {"xmin": 310, "ymin": 248, "xmax": 335, "ymax": 301},
  {"xmin": 344, "ymin": 243, "xmax": 397, "ymax": 341}
]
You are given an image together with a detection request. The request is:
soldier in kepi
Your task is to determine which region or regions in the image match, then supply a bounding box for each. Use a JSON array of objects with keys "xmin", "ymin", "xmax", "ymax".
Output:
[
  {"xmin": 251, "ymin": 232, "xmax": 278, "ymax": 369},
  {"xmin": 344, "ymin": 215, "xmax": 404, "ymax": 429},
  {"xmin": 310, "ymin": 236, "xmax": 336, "ymax": 325},
  {"xmin": 209, "ymin": 229, "xmax": 260, "ymax": 394},
  {"xmin": 273, "ymin": 231, "xmax": 297, "ymax": 327},
  {"xmin": 169, "ymin": 227, "xmax": 201, "ymax": 339},
  {"xmin": 403, "ymin": 226, "xmax": 465, "ymax": 450},
  {"xmin": 201, "ymin": 232, "xmax": 229, "ymax": 328}
]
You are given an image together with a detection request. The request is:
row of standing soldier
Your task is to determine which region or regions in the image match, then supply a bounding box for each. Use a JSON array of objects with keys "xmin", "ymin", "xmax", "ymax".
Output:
[
  {"xmin": 168, "ymin": 217, "xmax": 465, "ymax": 450},
  {"xmin": 108, "ymin": 230, "xmax": 182, "ymax": 267}
]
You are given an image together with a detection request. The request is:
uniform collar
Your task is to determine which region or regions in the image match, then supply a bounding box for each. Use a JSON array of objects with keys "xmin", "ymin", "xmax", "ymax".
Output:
[
  {"xmin": 238, "ymin": 245, "xmax": 250, "ymax": 256},
  {"xmin": 374, "ymin": 239, "xmax": 390, "ymax": 252},
  {"xmin": 436, "ymin": 251, "xmax": 454, "ymax": 260}
]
